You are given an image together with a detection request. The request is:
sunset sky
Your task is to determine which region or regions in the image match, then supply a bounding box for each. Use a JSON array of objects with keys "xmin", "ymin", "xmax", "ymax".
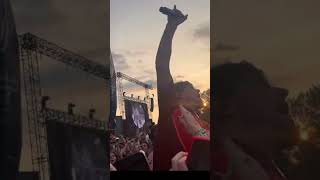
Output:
[
  {"xmin": 213, "ymin": 0, "xmax": 320, "ymax": 97},
  {"xmin": 111, "ymin": 0, "xmax": 210, "ymax": 123},
  {"xmin": 8, "ymin": 0, "xmax": 320, "ymax": 174}
]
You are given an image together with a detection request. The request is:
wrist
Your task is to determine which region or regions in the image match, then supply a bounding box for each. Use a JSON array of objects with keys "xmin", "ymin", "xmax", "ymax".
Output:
[
  {"xmin": 166, "ymin": 23, "xmax": 178, "ymax": 30},
  {"xmin": 193, "ymin": 128, "xmax": 209, "ymax": 137}
]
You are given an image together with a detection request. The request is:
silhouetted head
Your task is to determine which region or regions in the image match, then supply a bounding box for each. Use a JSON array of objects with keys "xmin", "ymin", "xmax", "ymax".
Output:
[
  {"xmin": 212, "ymin": 61, "xmax": 298, "ymax": 155},
  {"xmin": 110, "ymin": 152, "xmax": 117, "ymax": 164},
  {"xmin": 150, "ymin": 125, "xmax": 158, "ymax": 144},
  {"xmin": 175, "ymin": 81, "xmax": 202, "ymax": 110},
  {"xmin": 141, "ymin": 141, "xmax": 149, "ymax": 153}
]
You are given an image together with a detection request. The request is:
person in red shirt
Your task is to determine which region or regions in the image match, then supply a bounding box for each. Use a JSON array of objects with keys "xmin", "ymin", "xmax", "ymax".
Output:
[
  {"xmin": 211, "ymin": 62, "xmax": 299, "ymax": 179},
  {"xmin": 171, "ymin": 62, "xmax": 298, "ymax": 179},
  {"xmin": 153, "ymin": 5, "xmax": 208, "ymax": 171}
]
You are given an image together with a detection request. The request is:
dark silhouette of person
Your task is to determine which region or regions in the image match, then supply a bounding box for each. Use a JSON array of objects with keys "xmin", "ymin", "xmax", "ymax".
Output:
[
  {"xmin": 0, "ymin": 0, "xmax": 22, "ymax": 179},
  {"xmin": 153, "ymin": 5, "xmax": 208, "ymax": 171},
  {"xmin": 287, "ymin": 142, "xmax": 320, "ymax": 180},
  {"xmin": 211, "ymin": 61, "xmax": 299, "ymax": 180}
]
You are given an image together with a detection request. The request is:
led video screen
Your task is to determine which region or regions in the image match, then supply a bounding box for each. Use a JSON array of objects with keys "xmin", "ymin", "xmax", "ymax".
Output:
[
  {"xmin": 46, "ymin": 121, "xmax": 108, "ymax": 180},
  {"xmin": 123, "ymin": 100, "xmax": 149, "ymax": 137}
]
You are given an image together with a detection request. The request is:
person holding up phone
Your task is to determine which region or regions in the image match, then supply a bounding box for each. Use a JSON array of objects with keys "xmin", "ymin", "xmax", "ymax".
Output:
[{"xmin": 154, "ymin": 5, "xmax": 209, "ymax": 171}]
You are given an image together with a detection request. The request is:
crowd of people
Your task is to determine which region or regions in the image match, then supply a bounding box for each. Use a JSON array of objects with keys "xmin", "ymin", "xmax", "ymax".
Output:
[
  {"xmin": 110, "ymin": 129, "xmax": 155, "ymax": 170},
  {"xmin": 110, "ymin": 5, "xmax": 300, "ymax": 179}
]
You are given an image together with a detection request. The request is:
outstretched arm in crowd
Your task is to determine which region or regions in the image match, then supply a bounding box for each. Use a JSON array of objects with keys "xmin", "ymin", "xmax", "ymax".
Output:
[
  {"xmin": 155, "ymin": 5, "xmax": 188, "ymax": 110},
  {"xmin": 154, "ymin": 5, "xmax": 188, "ymax": 171}
]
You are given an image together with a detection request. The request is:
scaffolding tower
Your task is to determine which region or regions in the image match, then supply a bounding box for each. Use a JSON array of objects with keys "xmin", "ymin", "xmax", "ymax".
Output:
[
  {"xmin": 19, "ymin": 33, "xmax": 110, "ymax": 180},
  {"xmin": 116, "ymin": 72, "xmax": 153, "ymax": 120}
]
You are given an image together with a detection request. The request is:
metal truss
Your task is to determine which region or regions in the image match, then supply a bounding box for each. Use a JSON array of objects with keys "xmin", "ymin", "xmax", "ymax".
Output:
[
  {"xmin": 43, "ymin": 108, "xmax": 107, "ymax": 130},
  {"xmin": 116, "ymin": 72, "xmax": 152, "ymax": 89},
  {"xmin": 115, "ymin": 72, "xmax": 153, "ymax": 119},
  {"xmin": 20, "ymin": 33, "xmax": 110, "ymax": 80},
  {"xmin": 19, "ymin": 33, "xmax": 109, "ymax": 180}
]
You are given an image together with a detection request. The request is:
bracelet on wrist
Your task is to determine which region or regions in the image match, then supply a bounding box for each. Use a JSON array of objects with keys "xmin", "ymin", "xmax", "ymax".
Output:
[{"xmin": 193, "ymin": 128, "xmax": 208, "ymax": 137}]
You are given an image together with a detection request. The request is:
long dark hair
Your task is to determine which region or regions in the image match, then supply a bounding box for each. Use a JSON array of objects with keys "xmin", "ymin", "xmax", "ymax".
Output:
[{"xmin": 211, "ymin": 61, "xmax": 270, "ymax": 142}]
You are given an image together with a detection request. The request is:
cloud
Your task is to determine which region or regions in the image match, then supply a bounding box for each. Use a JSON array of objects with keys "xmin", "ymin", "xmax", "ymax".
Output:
[
  {"xmin": 214, "ymin": 0, "xmax": 320, "ymax": 96},
  {"xmin": 173, "ymin": 75, "xmax": 185, "ymax": 82},
  {"xmin": 214, "ymin": 42, "xmax": 239, "ymax": 52},
  {"xmin": 133, "ymin": 75, "xmax": 150, "ymax": 82},
  {"xmin": 193, "ymin": 23, "xmax": 210, "ymax": 41},
  {"xmin": 144, "ymin": 70, "xmax": 155, "ymax": 76},
  {"xmin": 175, "ymin": 75, "xmax": 184, "ymax": 79},
  {"xmin": 79, "ymin": 47, "xmax": 108, "ymax": 61},
  {"xmin": 112, "ymin": 52, "xmax": 130, "ymax": 71},
  {"xmin": 122, "ymin": 82, "xmax": 137, "ymax": 90},
  {"xmin": 127, "ymin": 75, "xmax": 186, "ymax": 88},
  {"xmin": 122, "ymin": 82, "xmax": 144, "ymax": 92},
  {"xmin": 145, "ymin": 79, "xmax": 157, "ymax": 88},
  {"xmin": 12, "ymin": 0, "xmax": 109, "ymax": 64},
  {"xmin": 11, "ymin": 0, "xmax": 65, "ymax": 30},
  {"xmin": 123, "ymin": 50, "xmax": 147, "ymax": 57},
  {"xmin": 120, "ymin": 77, "xmax": 156, "ymax": 93},
  {"xmin": 121, "ymin": 69, "xmax": 155, "ymax": 82}
]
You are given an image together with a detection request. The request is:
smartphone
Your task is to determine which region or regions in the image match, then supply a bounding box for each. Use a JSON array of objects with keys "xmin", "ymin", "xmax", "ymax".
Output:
[
  {"xmin": 114, "ymin": 152, "xmax": 150, "ymax": 171},
  {"xmin": 186, "ymin": 137, "xmax": 210, "ymax": 171}
]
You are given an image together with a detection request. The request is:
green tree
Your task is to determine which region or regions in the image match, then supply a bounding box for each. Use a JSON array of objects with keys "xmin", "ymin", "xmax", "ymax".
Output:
[
  {"xmin": 200, "ymin": 89, "xmax": 210, "ymax": 124},
  {"xmin": 282, "ymin": 83, "xmax": 320, "ymax": 179},
  {"xmin": 288, "ymin": 83, "xmax": 320, "ymax": 142}
]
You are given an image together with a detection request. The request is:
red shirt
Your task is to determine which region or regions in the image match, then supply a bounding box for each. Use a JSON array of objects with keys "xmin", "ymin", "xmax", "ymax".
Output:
[
  {"xmin": 154, "ymin": 104, "xmax": 209, "ymax": 170},
  {"xmin": 172, "ymin": 107, "xmax": 209, "ymax": 152}
]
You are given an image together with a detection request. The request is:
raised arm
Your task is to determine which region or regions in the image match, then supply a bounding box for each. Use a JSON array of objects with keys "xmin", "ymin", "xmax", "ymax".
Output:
[
  {"xmin": 156, "ymin": 5, "xmax": 188, "ymax": 104},
  {"xmin": 155, "ymin": 23, "xmax": 177, "ymax": 81},
  {"xmin": 154, "ymin": 6, "xmax": 188, "ymax": 170}
]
